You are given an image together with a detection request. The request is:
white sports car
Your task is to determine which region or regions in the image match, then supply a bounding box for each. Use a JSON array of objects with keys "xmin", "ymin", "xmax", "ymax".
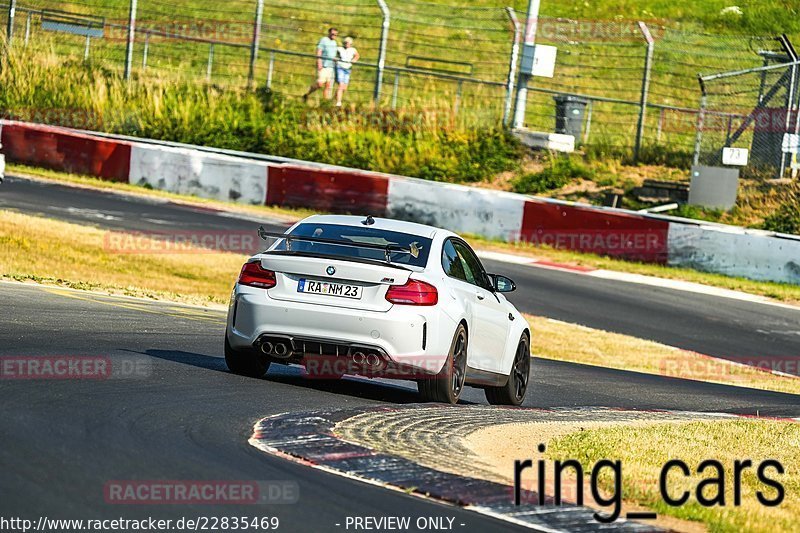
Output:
[{"xmin": 225, "ymin": 214, "xmax": 531, "ymax": 405}]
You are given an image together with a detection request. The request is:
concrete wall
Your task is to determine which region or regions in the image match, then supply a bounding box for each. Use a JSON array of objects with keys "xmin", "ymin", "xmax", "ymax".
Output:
[{"xmin": 130, "ymin": 144, "xmax": 269, "ymax": 205}]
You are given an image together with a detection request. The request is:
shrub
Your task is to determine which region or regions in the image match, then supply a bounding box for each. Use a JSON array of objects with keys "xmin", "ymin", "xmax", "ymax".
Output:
[{"xmin": 512, "ymin": 154, "xmax": 594, "ymax": 195}]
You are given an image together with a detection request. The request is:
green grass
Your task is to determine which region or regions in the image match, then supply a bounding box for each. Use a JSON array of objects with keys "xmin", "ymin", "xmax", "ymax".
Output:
[{"xmin": 548, "ymin": 419, "xmax": 800, "ymax": 532}]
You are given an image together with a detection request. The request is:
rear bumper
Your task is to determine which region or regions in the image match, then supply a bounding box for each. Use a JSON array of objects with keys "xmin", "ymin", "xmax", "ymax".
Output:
[{"xmin": 227, "ymin": 284, "xmax": 453, "ymax": 375}]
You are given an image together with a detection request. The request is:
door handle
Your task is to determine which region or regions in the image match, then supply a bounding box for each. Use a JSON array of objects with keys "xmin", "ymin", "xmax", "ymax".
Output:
[{"xmin": 476, "ymin": 293, "xmax": 485, "ymax": 300}]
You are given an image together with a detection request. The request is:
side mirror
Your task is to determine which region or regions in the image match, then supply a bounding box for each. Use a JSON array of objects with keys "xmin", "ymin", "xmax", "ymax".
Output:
[{"xmin": 490, "ymin": 274, "xmax": 516, "ymax": 293}]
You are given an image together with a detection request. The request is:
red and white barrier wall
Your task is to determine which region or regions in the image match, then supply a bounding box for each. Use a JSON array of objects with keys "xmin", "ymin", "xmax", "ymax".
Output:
[{"xmin": 2, "ymin": 120, "xmax": 799, "ymax": 285}]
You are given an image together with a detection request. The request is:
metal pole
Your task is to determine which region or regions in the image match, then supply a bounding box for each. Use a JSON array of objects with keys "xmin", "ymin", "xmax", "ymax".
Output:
[
  {"xmin": 142, "ymin": 31, "xmax": 149, "ymax": 70},
  {"xmin": 503, "ymin": 7, "xmax": 521, "ymax": 127},
  {"xmin": 512, "ymin": 0, "xmax": 541, "ymax": 129},
  {"xmin": 84, "ymin": 35, "xmax": 90, "ymax": 60},
  {"xmin": 692, "ymin": 78, "xmax": 707, "ymax": 168},
  {"xmin": 124, "ymin": 0, "xmax": 137, "ymax": 80},
  {"xmin": 248, "ymin": 0, "xmax": 264, "ymax": 85},
  {"xmin": 391, "ymin": 71, "xmax": 399, "ymax": 109},
  {"xmin": 583, "ymin": 99, "xmax": 593, "ymax": 144},
  {"xmin": 634, "ymin": 21, "xmax": 654, "ymax": 163},
  {"xmin": 374, "ymin": 0, "xmax": 390, "ymax": 103},
  {"xmin": 24, "ymin": 11, "xmax": 30, "ymax": 46},
  {"xmin": 207, "ymin": 43, "xmax": 214, "ymax": 82},
  {"xmin": 779, "ymin": 62, "xmax": 796, "ymax": 179},
  {"xmin": 656, "ymin": 107, "xmax": 664, "ymax": 142},
  {"xmin": 6, "ymin": 0, "xmax": 17, "ymax": 47},
  {"xmin": 454, "ymin": 80, "xmax": 463, "ymax": 116},
  {"xmin": 266, "ymin": 50, "xmax": 274, "ymax": 89}
]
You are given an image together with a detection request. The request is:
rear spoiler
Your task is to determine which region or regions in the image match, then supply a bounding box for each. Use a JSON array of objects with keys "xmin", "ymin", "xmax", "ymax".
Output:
[{"xmin": 258, "ymin": 226, "xmax": 421, "ymax": 263}]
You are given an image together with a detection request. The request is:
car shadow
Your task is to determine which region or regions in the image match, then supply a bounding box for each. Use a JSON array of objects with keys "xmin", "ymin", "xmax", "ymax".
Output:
[{"xmin": 134, "ymin": 348, "xmax": 478, "ymax": 405}]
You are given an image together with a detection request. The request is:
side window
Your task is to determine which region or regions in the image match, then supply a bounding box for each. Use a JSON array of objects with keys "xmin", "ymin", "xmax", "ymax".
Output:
[
  {"xmin": 441, "ymin": 239, "xmax": 467, "ymax": 282},
  {"xmin": 453, "ymin": 241, "xmax": 491, "ymax": 291}
]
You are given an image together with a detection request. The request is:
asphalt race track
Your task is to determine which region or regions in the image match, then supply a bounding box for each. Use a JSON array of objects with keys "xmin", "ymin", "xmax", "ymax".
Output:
[{"xmin": 2, "ymin": 175, "xmax": 800, "ymax": 528}]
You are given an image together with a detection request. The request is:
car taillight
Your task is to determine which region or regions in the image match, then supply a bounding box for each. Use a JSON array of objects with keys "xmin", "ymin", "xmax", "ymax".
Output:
[
  {"xmin": 385, "ymin": 279, "xmax": 438, "ymax": 306},
  {"xmin": 238, "ymin": 261, "xmax": 277, "ymax": 289}
]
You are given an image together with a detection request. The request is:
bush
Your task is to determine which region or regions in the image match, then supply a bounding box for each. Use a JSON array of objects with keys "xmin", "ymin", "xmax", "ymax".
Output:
[
  {"xmin": 512, "ymin": 154, "xmax": 594, "ymax": 195},
  {"xmin": 763, "ymin": 186, "xmax": 800, "ymax": 235}
]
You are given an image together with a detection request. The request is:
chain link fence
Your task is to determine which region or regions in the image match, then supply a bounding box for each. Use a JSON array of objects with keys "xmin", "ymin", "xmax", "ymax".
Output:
[
  {"xmin": 695, "ymin": 52, "xmax": 800, "ymax": 180},
  {"xmin": 0, "ymin": 0, "xmax": 797, "ymax": 171}
]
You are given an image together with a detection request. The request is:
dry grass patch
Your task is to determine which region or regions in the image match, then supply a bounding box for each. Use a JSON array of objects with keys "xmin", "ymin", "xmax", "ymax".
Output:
[
  {"xmin": 526, "ymin": 314, "xmax": 800, "ymax": 396},
  {"xmin": 0, "ymin": 209, "xmax": 245, "ymax": 305},
  {"xmin": 549, "ymin": 419, "xmax": 800, "ymax": 533}
]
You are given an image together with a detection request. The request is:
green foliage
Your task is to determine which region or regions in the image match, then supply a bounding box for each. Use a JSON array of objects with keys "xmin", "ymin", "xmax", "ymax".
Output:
[
  {"xmin": 512, "ymin": 154, "xmax": 594, "ymax": 194},
  {"xmin": 0, "ymin": 47, "xmax": 521, "ymax": 184},
  {"xmin": 672, "ymin": 204, "xmax": 725, "ymax": 223},
  {"xmin": 763, "ymin": 186, "xmax": 800, "ymax": 235}
]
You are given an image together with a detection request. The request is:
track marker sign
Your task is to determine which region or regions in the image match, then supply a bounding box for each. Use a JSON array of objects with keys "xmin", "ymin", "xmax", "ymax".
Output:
[{"xmin": 721, "ymin": 147, "xmax": 748, "ymax": 166}]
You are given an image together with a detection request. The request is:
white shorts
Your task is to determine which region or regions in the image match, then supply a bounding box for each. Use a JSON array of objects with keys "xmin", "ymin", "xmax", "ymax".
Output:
[{"xmin": 317, "ymin": 67, "xmax": 334, "ymax": 85}]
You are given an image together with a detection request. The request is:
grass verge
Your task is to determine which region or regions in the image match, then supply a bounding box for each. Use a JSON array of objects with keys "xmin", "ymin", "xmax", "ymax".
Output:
[
  {"xmin": 527, "ymin": 314, "xmax": 800, "ymax": 396},
  {"xmin": 548, "ymin": 419, "xmax": 800, "ymax": 533},
  {"xmin": 0, "ymin": 209, "xmax": 244, "ymax": 306}
]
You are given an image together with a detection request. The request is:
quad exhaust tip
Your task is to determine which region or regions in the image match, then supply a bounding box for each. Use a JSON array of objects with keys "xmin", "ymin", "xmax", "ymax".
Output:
[
  {"xmin": 260, "ymin": 342, "xmax": 274, "ymax": 355},
  {"xmin": 273, "ymin": 343, "xmax": 290, "ymax": 357}
]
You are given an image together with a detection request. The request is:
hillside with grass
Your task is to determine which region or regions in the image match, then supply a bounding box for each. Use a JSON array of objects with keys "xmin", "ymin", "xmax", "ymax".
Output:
[{"xmin": 1, "ymin": 1, "xmax": 799, "ymax": 232}]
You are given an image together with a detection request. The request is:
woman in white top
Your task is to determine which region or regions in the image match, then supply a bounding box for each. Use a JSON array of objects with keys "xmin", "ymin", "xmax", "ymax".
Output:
[{"xmin": 335, "ymin": 37, "xmax": 360, "ymax": 107}]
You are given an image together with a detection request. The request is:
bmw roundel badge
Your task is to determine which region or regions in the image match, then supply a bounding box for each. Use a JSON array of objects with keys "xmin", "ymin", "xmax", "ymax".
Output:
[{"xmin": 326, "ymin": 266, "xmax": 336, "ymax": 276}]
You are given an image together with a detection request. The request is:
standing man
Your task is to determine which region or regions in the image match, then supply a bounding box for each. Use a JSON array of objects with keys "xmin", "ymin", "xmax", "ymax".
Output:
[
  {"xmin": 335, "ymin": 36, "xmax": 360, "ymax": 107},
  {"xmin": 303, "ymin": 27, "xmax": 339, "ymax": 102}
]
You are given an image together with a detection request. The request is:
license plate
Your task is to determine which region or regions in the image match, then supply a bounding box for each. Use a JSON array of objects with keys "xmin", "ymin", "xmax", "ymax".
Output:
[{"xmin": 298, "ymin": 279, "xmax": 362, "ymax": 299}]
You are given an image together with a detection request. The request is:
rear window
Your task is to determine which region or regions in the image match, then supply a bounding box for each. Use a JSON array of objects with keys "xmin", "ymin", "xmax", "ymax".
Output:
[{"xmin": 272, "ymin": 223, "xmax": 432, "ymax": 268}]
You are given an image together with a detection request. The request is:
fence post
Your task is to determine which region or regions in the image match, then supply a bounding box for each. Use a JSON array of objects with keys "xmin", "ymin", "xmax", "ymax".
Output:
[
  {"xmin": 207, "ymin": 43, "xmax": 214, "ymax": 82},
  {"xmin": 634, "ymin": 21, "xmax": 654, "ymax": 163},
  {"xmin": 142, "ymin": 31, "xmax": 149, "ymax": 70},
  {"xmin": 503, "ymin": 7, "xmax": 521, "ymax": 127},
  {"xmin": 5, "ymin": 0, "xmax": 16, "ymax": 47},
  {"xmin": 248, "ymin": 0, "xmax": 264, "ymax": 85},
  {"xmin": 267, "ymin": 50, "xmax": 275, "ymax": 89},
  {"xmin": 24, "ymin": 11, "xmax": 30, "ymax": 46},
  {"xmin": 124, "ymin": 0, "xmax": 137, "ymax": 80},
  {"xmin": 692, "ymin": 76, "xmax": 707, "ymax": 167},
  {"xmin": 84, "ymin": 35, "xmax": 91, "ymax": 60},
  {"xmin": 391, "ymin": 70, "xmax": 399, "ymax": 109},
  {"xmin": 779, "ymin": 62, "xmax": 797, "ymax": 179},
  {"xmin": 512, "ymin": 0, "xmax": 541, "ymax": 129},
  {"xmin": 583, "ymin": 99, "xmax": 593, "ymax": 144},
  {"xmin": 374, "ymin": 0, "xmax": 390, "ymax": 103},
  {"xmin": 454, "ymin": 80, "xmax": 463, "ymax": 116}
]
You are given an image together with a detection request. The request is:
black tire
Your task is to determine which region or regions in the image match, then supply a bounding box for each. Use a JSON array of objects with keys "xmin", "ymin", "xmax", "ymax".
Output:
[
  {"xmin": 224, "ymin": 332, "xmax": 270, "ymax": 378},
  {"xmin": 418, "ymin": 324, "xmax": 468, "ymax": 404},
  {"xmin": 485, "ymin": 333, "xmax": 530, "ymax": 406}
]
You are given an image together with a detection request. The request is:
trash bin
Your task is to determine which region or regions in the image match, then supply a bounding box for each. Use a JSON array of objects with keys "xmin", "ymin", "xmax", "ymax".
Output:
[{"xmin": 553, "ymin": 95, "xmax": 589, "ymax": 139}]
